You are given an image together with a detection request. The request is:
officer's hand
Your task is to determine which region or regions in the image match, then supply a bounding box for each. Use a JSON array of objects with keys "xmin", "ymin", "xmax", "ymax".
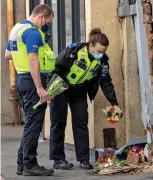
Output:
[
  {"xmin": 114, "ymin": 105, "xmax": 123, "ymax": 118},
  {"xmin": 37, "ymin": 87, "xmax": 50, "ymax": 103}
]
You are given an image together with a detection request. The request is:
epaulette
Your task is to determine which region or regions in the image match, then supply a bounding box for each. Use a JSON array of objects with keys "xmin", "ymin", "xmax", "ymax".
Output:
[{"xmin": 68, "ymin": 43, "xmax": 78, "ymax": 49}]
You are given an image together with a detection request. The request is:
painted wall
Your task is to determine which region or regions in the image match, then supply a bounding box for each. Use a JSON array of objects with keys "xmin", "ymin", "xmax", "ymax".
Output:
[{"xmin": 84, "ymin": 0, "xmax": 144, "ymax": 148}]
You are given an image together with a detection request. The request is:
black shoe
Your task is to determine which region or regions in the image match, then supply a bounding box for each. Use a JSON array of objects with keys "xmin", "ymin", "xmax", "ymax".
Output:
[
  {"xmin": 80, "ymin": 160, "xmax": 93, "ymax": 170},
  {"xmin": 16, "ymin": 165, "xmax": 23, "ymax": 175},
  {"xmin": 53, "ymin": 160, "xmax": 74, "ymax": 170},
  {"xmin": 23, "ymin": 164, "xmax": 54, "ymax": 176}
]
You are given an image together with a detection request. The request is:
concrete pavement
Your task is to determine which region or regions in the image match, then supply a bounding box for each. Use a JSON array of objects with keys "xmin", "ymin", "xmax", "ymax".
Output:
[{"xmin": 1, "ymin": 125, "xmax": 153, "ymax": 180}]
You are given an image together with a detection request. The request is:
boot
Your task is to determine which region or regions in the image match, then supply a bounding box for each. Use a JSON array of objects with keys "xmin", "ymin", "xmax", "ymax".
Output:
[
  {"xmin": 53, "ymin": 160, "xmax": 74, "ymax": 170},
  {"xmin": 23, "ymin": 164, "xmax": 54, "ymax": 176},
  {"xmin": 16, "ymin": 165, "xmax": 23, "ymax": 175},
  {"xmin": 80, "ymin": 160, "xmax": 93, "ymax": 170}
]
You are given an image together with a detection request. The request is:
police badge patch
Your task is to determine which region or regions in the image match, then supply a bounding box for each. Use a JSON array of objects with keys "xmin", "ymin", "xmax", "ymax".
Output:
[{"xmin": 101, "ymin": 63, "xmax": 109, "ymax": 78}]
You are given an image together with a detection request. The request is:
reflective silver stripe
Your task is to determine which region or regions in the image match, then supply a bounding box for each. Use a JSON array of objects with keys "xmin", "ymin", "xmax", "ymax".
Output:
[
  {"xmin": 9, "ymin": 24, "xmax": 32, "ymax": 41},
  {"xmin": 80, "ymin": 55, "xmax": 85, "ymax": 59}
]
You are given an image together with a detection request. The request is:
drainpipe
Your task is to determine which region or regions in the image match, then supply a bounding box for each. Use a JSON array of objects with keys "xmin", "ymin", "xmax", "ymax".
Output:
[{"xmin": 6, "ymin": 0, "xmax": 21, "ymax": 125}]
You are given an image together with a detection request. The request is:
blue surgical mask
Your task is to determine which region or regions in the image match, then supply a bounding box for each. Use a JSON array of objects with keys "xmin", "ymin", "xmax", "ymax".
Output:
[
  {"xmin": 42, "ymin": 24, "xmax": 50, "ymax": 33},
  {"xmin": 92, "ymin": 52, "xmax": 104, "ymax": 60}
]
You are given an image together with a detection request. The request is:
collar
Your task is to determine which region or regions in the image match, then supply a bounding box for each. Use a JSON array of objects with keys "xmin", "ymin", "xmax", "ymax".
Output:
[{"xmin": 21, "ymin": 19, "xmax": 37, "ymax": 29}]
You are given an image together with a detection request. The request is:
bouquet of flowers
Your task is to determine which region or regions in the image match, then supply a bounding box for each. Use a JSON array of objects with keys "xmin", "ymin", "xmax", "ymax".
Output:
[
  {"xmin": 33, "ymin": 74, "xmax": 69, "ymax": 110},
  {"xmin": 102, "ymin": 106, "xmax": 120, "ymax": 124},
  {"xmin": 95, "ymin": 148, "xmax": 115, "ymax": 168}
]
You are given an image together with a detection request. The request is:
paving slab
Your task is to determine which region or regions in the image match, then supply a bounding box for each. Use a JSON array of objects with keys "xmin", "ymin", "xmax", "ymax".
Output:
[{"xmin": 1, "ymin": 125, "xmax": 153, "ymax": 180}]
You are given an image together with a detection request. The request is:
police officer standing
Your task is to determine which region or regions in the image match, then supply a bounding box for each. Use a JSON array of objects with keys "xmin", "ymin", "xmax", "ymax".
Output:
[
  {"xmin": 49, "ymin": 28, "xmax": 123, "ymax": 170},
  {"xmin": 5, "ymin": 4, "xmax": 55, "ymax": 176}
]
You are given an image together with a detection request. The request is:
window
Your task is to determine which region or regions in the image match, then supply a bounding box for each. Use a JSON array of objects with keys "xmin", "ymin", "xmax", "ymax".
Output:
[
  {"xmin": 65, "ymin": 0, "xmax": 72, "ymax": 46},
  {"xmin": 29, "ymin": 0, "xmax": 86, "ymax": 54},
  {"xmin": 80, "ymin": 0, "xmax": 85, "ymax": 42}
]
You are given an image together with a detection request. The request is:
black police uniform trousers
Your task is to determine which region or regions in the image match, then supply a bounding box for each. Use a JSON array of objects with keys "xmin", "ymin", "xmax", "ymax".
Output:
[
  {"xmin": 49, "ymin": 91, "xmax": 89, "ymax": 162},
  {"xmin": 16, "ymin": 73, "xmax": 47, "ymax": 168}
]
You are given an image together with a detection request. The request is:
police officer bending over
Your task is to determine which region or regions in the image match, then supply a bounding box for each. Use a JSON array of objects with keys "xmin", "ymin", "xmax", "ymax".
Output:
[
  {"xmin": 49, "ymin": 28, "xmax": 123, "ymax": 170},
  {"xmin": 5, "ymin": 4, "xmax": 55, "ymax": 176}
]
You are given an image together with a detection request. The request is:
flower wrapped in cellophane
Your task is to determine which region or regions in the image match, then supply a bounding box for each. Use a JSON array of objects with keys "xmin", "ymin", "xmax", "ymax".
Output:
[
  {"xmin": 33, "ymin": 74, "xmax": 69, "ymax": 110},
  {"xmin": 102, "ymin": 106, "xmax": 120, "ymax": 124}
]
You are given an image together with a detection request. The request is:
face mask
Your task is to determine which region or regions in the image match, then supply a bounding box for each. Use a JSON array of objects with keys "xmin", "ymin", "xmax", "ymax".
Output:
[
  {"xmin": 42, "ymin": 24, "xmax": 50, "ymax": 33},
  {"xmin": 92, "ymin": 52, "xmax": 104, "ymax": 60}
]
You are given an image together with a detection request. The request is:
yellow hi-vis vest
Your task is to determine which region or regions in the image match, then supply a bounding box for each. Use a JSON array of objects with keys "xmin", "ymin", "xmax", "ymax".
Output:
[
  {"xmin": 9, "ymin": 23, "xmax": 55, "ymax": 73},
  {"xmin": 66, "ymin": 46, "xmax": 101, "ymax": 85}
]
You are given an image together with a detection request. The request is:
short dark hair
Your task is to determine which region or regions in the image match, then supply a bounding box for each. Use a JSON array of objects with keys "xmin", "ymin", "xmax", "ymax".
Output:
[
  {"xmin": 32, "ymin": 4, "xmax": 54, "ymax": 18},
  {"xmin": 89, "ymin": 28, "xmax": 109, "ymax": 46}
]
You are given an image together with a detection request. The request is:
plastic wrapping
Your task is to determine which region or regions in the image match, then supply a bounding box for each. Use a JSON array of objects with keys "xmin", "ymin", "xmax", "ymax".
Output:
[{"xmin": 33, "ymin": 74, "xmax": 69, "ymax": 110}]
